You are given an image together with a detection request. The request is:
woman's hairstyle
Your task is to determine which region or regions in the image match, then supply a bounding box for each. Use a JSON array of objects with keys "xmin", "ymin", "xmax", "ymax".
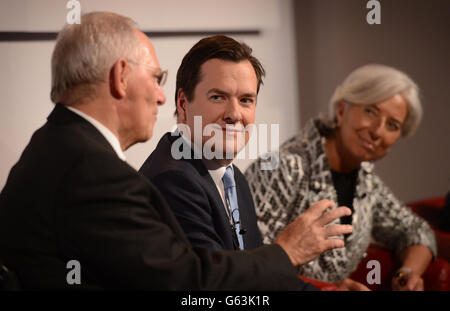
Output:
[
  {"xmin": 328, "ymin": 64, "xmax": 422, "ymax": 137},
  {"xmin": 50, "ymin": 12, "xmax": 142, "ymax": 104},
  {"xmin": 175, "ymin": 35, "xmax": 265, "ymax": 116}
]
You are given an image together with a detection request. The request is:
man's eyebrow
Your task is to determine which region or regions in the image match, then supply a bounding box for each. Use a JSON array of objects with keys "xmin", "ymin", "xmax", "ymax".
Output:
[
  {"xmin": 207, "ymin": 88, "xmax": 257, "ymax": 98},
  {"xmin": 241, "ymin": 92, "xmax": 257, "ymax": 98},
  {"xmin": 152, "ymin": 66, "xmax": 163, "ymax": 74},
  {"xmin": 207, "ymin": 88, "xmax": 230, "ymax": 96}
]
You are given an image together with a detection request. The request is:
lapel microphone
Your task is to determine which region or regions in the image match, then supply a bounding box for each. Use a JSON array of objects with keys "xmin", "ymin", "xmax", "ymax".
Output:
[
  {"xmin": 239, "ymin": 228, "xmax": 247, "ymax": 235},
  {"xmin": 234, "ymin": 219, "xmax": 247, "ymax": 235}
]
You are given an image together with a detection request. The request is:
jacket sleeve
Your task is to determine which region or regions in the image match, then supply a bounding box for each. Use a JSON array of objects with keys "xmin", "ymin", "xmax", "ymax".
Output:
[
  {"xmin": 244, "ymin": 151, "xmax": 306, "ymax": 244},
  {"xmin": 370, "ymin": 174, "xmax": 437, "ymax": 259},
  {"xmin": 56, "ymin": 151, "xmax": 308, "ymax": 290}
]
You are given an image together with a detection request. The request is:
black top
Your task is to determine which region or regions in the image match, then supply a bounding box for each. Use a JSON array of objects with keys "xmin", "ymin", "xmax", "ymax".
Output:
[{"xmin": 331, "ymin": 169, "xmax": 358, "ymax": 227}]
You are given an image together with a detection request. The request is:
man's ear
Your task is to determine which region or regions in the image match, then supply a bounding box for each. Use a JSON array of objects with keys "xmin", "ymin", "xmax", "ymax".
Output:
[
  {"xmin": 336, "ymin": 100, "xmax": 346, "ymax": 127},
  {"xmin": 176, "ymin": 89, "xmax": 188, "ymax": 123},
  {"xmin": 110, "ymin": 59, "xmax": 129, "ymax": 99}
]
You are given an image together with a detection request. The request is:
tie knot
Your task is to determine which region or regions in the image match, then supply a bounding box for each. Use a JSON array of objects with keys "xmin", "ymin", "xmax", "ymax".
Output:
[{"xmin": 222, "ymin": 166, "xmax": 236, "ymax": 189}]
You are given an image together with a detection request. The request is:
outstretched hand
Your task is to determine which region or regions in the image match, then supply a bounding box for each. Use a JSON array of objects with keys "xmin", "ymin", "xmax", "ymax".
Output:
[{"xmin": 274, "ymin": 199, "xmax": 353, "ymax": 267}]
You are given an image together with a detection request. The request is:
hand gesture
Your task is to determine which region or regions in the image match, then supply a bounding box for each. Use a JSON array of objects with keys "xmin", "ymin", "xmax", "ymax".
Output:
[{"xmin": 275, "ymin": 199, "xmax": 353, "ymax": 267}]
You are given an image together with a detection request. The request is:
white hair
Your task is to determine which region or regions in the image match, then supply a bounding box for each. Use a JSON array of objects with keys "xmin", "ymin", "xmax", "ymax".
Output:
[
  {"xmin": 328, "ymin": 64, "xmax": 422, "ymax": 137},
  {"xmin": 50, "ymin": 12, "xmax": 143, "ymax": 104}
]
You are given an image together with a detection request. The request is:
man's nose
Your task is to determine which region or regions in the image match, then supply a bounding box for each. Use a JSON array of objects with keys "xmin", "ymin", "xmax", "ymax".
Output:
[
  {"xmin": 157, "ymin": 87, "xmax": 166, "ymax": 106},
  {"xmin": 223, "ymin": 98, "xmax": 242, "ymax": 124}
]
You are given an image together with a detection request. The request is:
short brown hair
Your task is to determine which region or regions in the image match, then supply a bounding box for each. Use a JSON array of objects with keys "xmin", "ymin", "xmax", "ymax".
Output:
[{"xmin": 175, "ymin": 35, "xmax": 265, "ymax": 116}]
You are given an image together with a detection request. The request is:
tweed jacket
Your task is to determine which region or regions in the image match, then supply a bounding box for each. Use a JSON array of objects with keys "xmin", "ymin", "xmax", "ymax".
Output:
[{"xmin": 245, "ymin": 118, "xmax": 437, "ymax": 282}]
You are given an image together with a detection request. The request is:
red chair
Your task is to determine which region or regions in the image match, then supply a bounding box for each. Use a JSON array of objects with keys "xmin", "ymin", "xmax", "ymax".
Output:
[
  {"xmin": 407, "ymin": 197, "xmax": 450, "ymax": 262},
  {"xmin": 298, "ymin": 275, "xmax": 340, "ymax": 291}
]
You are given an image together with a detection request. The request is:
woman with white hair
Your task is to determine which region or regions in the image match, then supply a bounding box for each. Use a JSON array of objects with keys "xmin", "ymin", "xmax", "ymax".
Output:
[{"xmin": 245, "ymin": 64, "xmax": 437, "ymax": 290}]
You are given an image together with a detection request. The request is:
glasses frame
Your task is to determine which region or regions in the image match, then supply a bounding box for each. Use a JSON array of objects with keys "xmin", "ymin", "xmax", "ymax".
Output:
[{"xmin": 127, "ymin": 59, "xmax": 168, "ymax": 87}]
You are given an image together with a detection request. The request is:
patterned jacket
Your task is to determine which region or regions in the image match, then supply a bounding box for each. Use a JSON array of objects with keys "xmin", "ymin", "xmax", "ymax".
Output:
[{"xmin": 245, "ymin": 118, "xmax": 437, "ymax": 282}]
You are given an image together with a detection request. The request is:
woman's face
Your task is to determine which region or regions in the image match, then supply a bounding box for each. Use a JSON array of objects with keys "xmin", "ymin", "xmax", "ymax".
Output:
[{"xmin": 336, "ymin": 94, "xmax": 409, "ymax": 164}]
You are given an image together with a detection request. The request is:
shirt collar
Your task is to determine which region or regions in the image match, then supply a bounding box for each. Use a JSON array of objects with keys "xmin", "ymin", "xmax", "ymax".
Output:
[
  {"xmin": 208, "ymin": 165, "xmax": 230, "ymax": 187},
  {"xmin": 174, "ymin": 127, "xmax": 235, "ymax": 184},
  {"xmin": 67, "ymin": 106, "xmax": 126, "ymax": 161},
  {"xmin": 207, "ymin": 164, "xmax": 234, "ymax": 209}
]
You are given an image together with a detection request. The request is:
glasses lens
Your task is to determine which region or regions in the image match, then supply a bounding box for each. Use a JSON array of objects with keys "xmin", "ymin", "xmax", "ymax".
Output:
[{"xmin": 159, "ymin": 70, "xmax": 168, "ymax": 87}]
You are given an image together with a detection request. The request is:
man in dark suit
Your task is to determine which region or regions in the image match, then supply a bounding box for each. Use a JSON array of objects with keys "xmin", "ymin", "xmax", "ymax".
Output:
[
  {"xmin": 140, "ymin": 36, "xmax": 267, "ymax": 251},
  {"xmin": 0, "ymin": 12, "xmax": 353, "ymax": 290},
  {"xmin": 140, "ymin": 131, "xmax": 262, "ymax": 251}
]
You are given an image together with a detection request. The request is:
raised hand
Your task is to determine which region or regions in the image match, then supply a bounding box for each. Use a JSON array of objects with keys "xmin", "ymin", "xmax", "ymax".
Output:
[{"xmin": 274, "ymin": 199, "xmax": 353, "ymax": 267}]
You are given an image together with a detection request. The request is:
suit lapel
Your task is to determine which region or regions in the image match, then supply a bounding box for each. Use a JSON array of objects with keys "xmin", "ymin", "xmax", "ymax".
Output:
[
  {"xmin": 195, "ymin": 161, "xmax": 229, "ymax": 222},
  {"xmin": 168, "ymin": 133, "xmax": 225, "ymax": 212},
  {"xmin": 169, "ymin": 132, "xmax": 239, "ymax": 249}
]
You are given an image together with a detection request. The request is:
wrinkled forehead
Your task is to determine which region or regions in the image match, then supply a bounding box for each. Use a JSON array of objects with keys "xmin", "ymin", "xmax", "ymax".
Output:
[{"xmin": 134, "ymin": 29, "xmax": 160, "ymax": 68}]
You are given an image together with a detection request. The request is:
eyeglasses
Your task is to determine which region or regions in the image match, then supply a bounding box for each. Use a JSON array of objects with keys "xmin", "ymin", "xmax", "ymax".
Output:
[
  {"xmin": 154, "ymin": 69, "xmax": 168, "ymax": 87},
  {"xmin": 127, "ymin": 59, "xmax": 168, "ymax": 87}
]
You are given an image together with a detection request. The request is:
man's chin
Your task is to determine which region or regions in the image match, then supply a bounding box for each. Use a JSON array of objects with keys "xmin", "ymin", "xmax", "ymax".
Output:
[
  {"xmin": 203, "ymin": 147, "xmax": 239, "ymax": 161},
  {"xmin": 137, "ymin": 131, "xmax": 153, "ymax": 144},
  {"xmin": 219, "ymin": 141, "xmax": 246, "ymax": 158},
  {"xmin": 199, "ymin": 135, "xmax": 248, "ymax": 160}
]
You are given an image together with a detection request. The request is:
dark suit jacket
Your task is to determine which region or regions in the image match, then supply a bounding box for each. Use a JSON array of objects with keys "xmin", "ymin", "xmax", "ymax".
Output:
[
  {"xmin": 139, "ymin": 133, "xmax": 263, "ymax": 252},
  {"xmin": 0, "ymin": 104, "xmax": 312, "ymax": 290}
]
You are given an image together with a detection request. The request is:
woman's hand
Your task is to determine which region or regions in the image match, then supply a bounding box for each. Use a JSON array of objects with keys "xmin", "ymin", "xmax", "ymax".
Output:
[
  {"xmin": 335, "ymin": 278, "xmax": 371, "ymax": 291},
  {"xmin": 392, "ymin": 268, "xmax": 424, "ymax": 291},
  {"xmin": 392, "ymin": 245, "xmax": 432, "ymax": 291}
]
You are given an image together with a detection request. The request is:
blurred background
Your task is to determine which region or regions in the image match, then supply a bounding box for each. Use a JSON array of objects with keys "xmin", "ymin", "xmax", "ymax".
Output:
[{"xmin": 0, "ymin": 0, "xmax": 448, "ymax": 202}]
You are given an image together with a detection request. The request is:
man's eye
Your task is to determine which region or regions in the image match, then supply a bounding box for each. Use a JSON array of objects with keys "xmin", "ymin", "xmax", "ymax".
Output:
[
  {"xmin": 241, "ymin": 98, "xmax": 254, "ymax": 104},
  {"xmin": 154, "ymin": 71, "xmax": 167, "ymax": 86},
  {"xmin": 210, "ymin": 95, "xmax": 224, "ymax": 101}
]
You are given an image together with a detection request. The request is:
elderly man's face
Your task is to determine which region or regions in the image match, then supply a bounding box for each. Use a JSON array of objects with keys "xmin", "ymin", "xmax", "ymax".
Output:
[
  {"xmin": 123, "ymin": 30, "xmax": 167, "ymax": 145},
  {"xmin": 178, "ymin": 58, "xmax": 257, "ymax": 159}
]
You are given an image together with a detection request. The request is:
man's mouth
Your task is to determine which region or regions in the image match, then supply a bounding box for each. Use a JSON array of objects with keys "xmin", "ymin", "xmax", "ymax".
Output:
[{"xmin": 220, "ymin": 124, "xmax": 245, "ymax": 135}]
